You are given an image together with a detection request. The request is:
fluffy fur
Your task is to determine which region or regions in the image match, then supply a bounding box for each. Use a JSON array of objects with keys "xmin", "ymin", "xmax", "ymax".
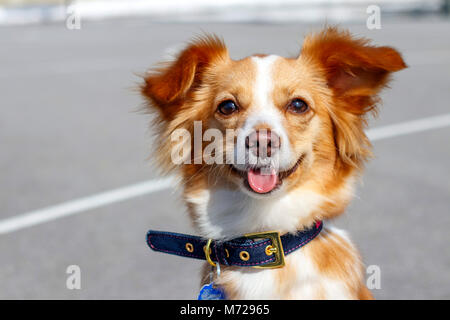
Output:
[{"xmin": 141, "ymin": 27, "xmax": 406, "ymax": 299}]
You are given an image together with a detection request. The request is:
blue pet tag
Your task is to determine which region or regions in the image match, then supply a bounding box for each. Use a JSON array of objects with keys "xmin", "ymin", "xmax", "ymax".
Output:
[{"xmin": 198, "ymin": 282, "xmax": 226, "ymax": 300}]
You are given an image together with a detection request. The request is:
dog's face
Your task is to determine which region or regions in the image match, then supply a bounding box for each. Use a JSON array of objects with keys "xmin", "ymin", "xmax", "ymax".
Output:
[
  {"xmin": 210, "ymin": 54, "xmax": 321, "ymax": 198},
  {"xmin": 142, "ymin": 28, "xmax": 406, "ymax": 238}
]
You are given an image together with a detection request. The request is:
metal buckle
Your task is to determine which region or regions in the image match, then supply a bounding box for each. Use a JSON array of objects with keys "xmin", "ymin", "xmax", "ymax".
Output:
[
  {"xmin": 244, "ymin": 231, "xmax": 285, "ymax": 269},
  {"xmin": 204, "ymin": 239, "xmax": 217, "ymax": 267}
]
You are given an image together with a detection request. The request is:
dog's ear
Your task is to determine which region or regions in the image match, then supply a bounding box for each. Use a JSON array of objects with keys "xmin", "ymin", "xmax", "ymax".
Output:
[
  {"xmin": 142, "ymin": 35, "xmax": 228, "ymax": 121},
  {"xmin": 301, "ymin": 27, "xmax": 406, "ymax": 114},
  {"xmin": 301, "ymin": 27, "xmax": 406, "ymax": 166}
]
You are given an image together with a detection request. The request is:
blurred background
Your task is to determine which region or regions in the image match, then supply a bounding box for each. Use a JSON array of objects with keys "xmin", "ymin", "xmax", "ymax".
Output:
[{"xmin": 0, "ymin": 0, "xmax": 449, "ymax": 299}]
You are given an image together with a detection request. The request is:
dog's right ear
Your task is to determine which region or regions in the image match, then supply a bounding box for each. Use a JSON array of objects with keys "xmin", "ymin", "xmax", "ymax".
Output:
[{"xmin": 141, "ymin": 35, "xmax": 228, "ymax": 121}]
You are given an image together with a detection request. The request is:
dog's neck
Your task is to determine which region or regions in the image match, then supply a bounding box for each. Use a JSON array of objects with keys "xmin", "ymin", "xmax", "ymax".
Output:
[{"xmin": 185, "ymin": 176, "xmax": 355, "ymax": 240}]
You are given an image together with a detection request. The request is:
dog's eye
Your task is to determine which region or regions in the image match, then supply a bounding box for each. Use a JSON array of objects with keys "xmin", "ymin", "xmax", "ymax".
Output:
[
  {"xmin": 287, "ymin": 99, "xmax": 309, "ymax": 114},
  {"xmin": 217, "ymin": 100, "xmax": 238, "ymax": 116}
]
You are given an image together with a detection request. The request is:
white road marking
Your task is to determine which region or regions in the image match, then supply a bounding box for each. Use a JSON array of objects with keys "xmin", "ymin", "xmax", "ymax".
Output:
[
  {"xmin": 0, "ymin": 177, "xmax": 175, "ymax": 235},
  {"xmin": 0, "ymin": 113, "xmax": 449, "ymax": 235},
  {"xmin": 367, "ymin": 113, "xmax": 450, "ymax": 141}
]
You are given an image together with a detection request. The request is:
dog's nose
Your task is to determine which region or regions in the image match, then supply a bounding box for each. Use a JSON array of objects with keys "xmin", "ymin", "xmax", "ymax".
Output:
[{"xmin": 245, "ymin": 130, "xmax": 280, "ymax": 157}]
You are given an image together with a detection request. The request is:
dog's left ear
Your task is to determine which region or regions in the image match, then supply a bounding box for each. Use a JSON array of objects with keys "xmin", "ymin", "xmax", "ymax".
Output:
[
  {"xmin": 301, "ymin": 27, "xmax": 407, "ymax": 114},
  {"xmin": 300, "ymin": 27, "xmax": 407, "ymax": 166}
]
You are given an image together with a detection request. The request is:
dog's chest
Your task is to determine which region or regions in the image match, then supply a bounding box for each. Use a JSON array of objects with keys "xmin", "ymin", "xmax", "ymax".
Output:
[
  {"xmin": 216, "ymin": 231, "xmax": 359, "ymax": 300},
  {"xmin": 191, "ymin": 189, "xmax": 362, "ymax": 299}
]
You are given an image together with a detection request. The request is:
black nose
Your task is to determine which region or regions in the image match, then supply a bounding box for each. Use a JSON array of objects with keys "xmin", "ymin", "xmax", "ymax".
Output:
[{"xmin": 245, "ymin": 130, "xmax": 280, "ymax": 157}]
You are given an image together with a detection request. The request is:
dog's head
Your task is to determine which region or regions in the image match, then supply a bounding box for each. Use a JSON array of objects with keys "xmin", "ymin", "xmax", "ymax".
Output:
[{"xmin": 142, "ymin": 28, "xmax": 406, "ymax": 238}]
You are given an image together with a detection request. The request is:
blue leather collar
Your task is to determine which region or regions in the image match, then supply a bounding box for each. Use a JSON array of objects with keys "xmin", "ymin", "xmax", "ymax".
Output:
[{"xmin": 146, "ymin": 221, "xmax": 322, "ymax": 268}]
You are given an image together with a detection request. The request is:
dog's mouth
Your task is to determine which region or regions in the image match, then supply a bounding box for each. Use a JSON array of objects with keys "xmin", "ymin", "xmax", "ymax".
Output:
[{"xmin": 229, "ymin": 154, "xmax": 305, "ymax": 195}]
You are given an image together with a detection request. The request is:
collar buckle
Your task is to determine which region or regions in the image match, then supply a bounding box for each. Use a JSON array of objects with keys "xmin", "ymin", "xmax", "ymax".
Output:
[{"xmin": 243, "ymin": 231, "xmax": 285, "ymax": 269}]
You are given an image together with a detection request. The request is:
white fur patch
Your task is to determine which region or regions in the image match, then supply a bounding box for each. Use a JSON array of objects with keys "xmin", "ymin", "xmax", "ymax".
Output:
[
  {"xmin": 189, "ymin": 186, "xmax": 329, "ymax": 239},
  {"xmin": 234, "ymin": 55, "xmax": 293, "ymax": 172}
]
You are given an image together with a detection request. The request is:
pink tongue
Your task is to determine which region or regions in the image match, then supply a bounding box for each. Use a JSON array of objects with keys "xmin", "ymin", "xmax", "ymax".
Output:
[{"xmin": 247, "ymin": 168, "xmax": 278, "ymax": 193}]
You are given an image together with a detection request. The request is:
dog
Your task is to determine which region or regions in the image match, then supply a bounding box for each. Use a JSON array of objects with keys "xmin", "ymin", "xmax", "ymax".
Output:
[{"xmin": 141, "ymin": 27, "xmax": 406, "ymax": 299}]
